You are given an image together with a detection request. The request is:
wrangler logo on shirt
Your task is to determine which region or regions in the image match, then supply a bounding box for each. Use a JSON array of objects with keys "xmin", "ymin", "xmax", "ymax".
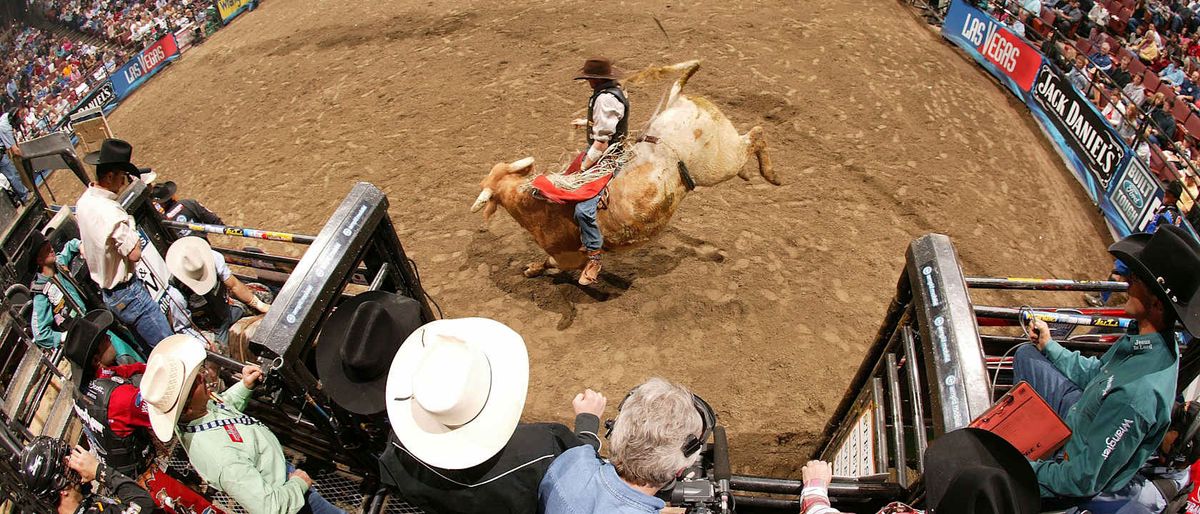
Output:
[{"xmin": 1102, "ymin": 418, "xmax": 1134, "ymax": 460}]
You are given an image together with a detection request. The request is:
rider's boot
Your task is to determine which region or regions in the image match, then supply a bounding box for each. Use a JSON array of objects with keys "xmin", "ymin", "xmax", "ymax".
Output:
[{"xmin": 579, "ymin": 250, "xmax": 603, "ymax": 286}]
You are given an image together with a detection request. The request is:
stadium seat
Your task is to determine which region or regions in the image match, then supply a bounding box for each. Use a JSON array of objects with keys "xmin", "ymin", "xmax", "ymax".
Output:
[
  {"xmin": 1185, "ymin": 115, "xmax": 1200, "ymax": 138},
  {"xmin": 1129, "ymin": 56, "xmax": 1147, "ymax": 77},
  {"xmin": 1042, "ymin": 8, "xmax": 1057, "ymax": 26},
  {"xmin": 1162, "ymin": 86, "xmax": 1178, "ymax": 105},
  {"xmin": 1109, "ymin": 16, "xmax": 1128, "ymax": 36},
  {"xmin": 1145, "ymin": 70, "xmax": 1162, "ymax": 93},
  {"xmin": 1077, "ymin": 39, "xmax": 1093, "ymax": 55},
  {"xmin": 1174, "ymin": 98, "xmax": 1193, "ymax": 125},
  {"xmin": 1101, "ymin": 33, "xmax": 1120, "ymax": 52}
]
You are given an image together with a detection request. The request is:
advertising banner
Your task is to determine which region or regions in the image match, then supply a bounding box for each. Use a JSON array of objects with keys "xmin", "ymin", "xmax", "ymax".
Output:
[
  {"xmin": 111, "ymin": 34, "xmax": 180, "ymax": 99},
  {"xmin": 1030, "ymin": 63, "xmax": 1128, "ymax": 190},
  {"xmin": 55, "ymin": 80, "xmax": 117, "ymax": 131},
  {"xmin": 1107, "ymin": 158, "xmax": 1163, "ymax": 234},
  {"xmin": 216, "ymin": 0, "xmax": 253, "ymax": 23},
  {"xmin": 942, "ymin": 0, "xmax": 1042, "ymax": 96}
]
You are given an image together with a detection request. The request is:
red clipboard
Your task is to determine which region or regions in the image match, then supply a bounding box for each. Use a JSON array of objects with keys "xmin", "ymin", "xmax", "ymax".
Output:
[{"xmin": 969, "ymin": 381, "xmax": 1072, "ymax": 461}]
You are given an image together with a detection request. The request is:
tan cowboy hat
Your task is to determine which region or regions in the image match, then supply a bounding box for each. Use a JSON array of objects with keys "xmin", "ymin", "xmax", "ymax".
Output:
[
  {"xmin": 141, "ymin": 335, "xmax": 207, "ymax": 442},
  {"xmin": 166, "ymin": 237, "xmax": 217, "ymax": 295},
  {"xmin": 574, "ymin": 57, "xmax": 624, "ymax": 81},
  {"xmin": 385, "ymin": 318, "xmax": 529, "ymax": 470}
]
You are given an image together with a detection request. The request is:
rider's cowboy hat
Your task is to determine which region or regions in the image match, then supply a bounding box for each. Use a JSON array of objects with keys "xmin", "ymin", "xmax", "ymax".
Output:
[
  {"xmin": 574, "ymin": 57, "xmax": 624, "ymax": 81},
  {"xmin": 166, "ymin": 237, "xmax": 218, "ymax": 295},
  {"xmin": 62, "ymin": 309, "xmax": 115, "ymax": 391},
  {"xmin": 1109, "ymin": 224, "xmax": 1200, "ymax": 335},
  {"xmin": 386, "ymin": 318, "xmax": 529, "ymax": 470},
  {"xmin": 152, "ymin": 181, "xmax": 178, "ymax": 203},
  {"xmin": 141, "ymin": 335, "xmax": 208, "ymax": 442},
  {"xmin": 924, "ymin": 428, "xmax": 1040, "ymax": 513},
  {"xmin": 83, "ymin": 138, "xmax": 149, "ymax": 178},
  {"xmin": 316, "ymin": 291, "xmax": 423, "ymax": 415}
]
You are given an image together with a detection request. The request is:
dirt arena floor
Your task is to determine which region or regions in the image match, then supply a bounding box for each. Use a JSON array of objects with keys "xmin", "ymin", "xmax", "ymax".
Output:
[{"xmin": 99, "ymin": 0, "xmax": 1117, "ymax": 476}]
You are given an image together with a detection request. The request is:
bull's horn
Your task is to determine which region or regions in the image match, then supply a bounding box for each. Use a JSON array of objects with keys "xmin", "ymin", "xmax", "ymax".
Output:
[
  {"xmin": 470, "ymin": 188, "xmax": 493, "ymax": 213},
  {"xmin": 509, "ymin": 157, "xmax": 535, "ymax": 171}
]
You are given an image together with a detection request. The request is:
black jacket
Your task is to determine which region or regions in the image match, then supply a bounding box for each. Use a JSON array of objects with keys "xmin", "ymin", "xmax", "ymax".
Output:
[
  {"xmin": 380, "ymin": 414, "xmax": 601, "ymax": 514},
  {"xmin": 73, "ymin": 462, "xmax": 156, "ymax": 514},
  {"xmin": 160, "ymin": 198, "xmax": 223, "ymax": 240}
]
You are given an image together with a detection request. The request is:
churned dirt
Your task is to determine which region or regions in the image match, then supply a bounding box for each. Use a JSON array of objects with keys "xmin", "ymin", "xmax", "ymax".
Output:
[{"xmin": 101, "ymin": 0, "xmax": 1114, "ymax": 476}]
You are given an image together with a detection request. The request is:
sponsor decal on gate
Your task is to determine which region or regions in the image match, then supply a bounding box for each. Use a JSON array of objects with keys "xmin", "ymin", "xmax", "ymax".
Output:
[
  {"xmin": 1032, "ymin": 64, "xmax": 1126, "ymax": 188},
  {"xmin": 942, "ymin": 0, "xmax": 1042, "ymax": 94}
]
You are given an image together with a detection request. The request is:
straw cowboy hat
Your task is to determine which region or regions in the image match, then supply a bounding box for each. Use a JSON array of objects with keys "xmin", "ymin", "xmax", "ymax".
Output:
[
  {"xmin": 166, "ymin": 237, "xmax": 218, "ymax": 295},
  {"xmin": 141, "ymin": 334, "xmax": 207, "ymax": 442},
  {"xmin": 83, "ymin": 138, "xmax": 150, "ymax": 178},
  {"xmin": 924, "ymin": 428, "xmax": 1040, "ymax": 513},
  {"xmin": 1109, "ymin": 224, "xmax": 1200, "ymax": 335},
  {"xmin": 62, "ymin": 309, "xmax": 115, "ymax": 391},
  {"xmin": 386, "ymin": 318, "xmax": 529, "ymax": 470},
  {"xmin": 574, "ymin": 57, "xmax": 624, "ymax": 81},
  {"xmin": 316, "ymin": 291, "xmax": 424, "ymax": 415}
]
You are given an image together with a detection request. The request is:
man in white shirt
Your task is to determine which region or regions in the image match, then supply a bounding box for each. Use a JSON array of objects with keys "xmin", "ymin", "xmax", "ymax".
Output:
[
  {"xmin": 571, "ymin": 57, "xmax": 629, "ymax": 286},
  {"xmin": 76, "ymin": 139, "xmax": 174, "ymax": 350}
]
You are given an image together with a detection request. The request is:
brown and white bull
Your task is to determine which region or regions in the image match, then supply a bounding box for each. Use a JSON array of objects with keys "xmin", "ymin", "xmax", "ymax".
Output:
[{"xmin": 471, "ymin": 60, "xmax": 779, "ymax": 278}]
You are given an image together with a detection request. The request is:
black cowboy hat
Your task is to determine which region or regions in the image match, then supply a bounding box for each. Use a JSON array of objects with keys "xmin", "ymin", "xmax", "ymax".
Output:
[
  {"xmin": 316, "ymin": 291, "xmax": 423, "ymax": 415},
  {"xmin": 82, "ymin": 139, "xmax": 146, "ymax": 177},
  {"xmin": 925, "ymin": 428, "xmax": 1040, "ymax": 514},
  {"xmin": 151, "ymin": 181, "xmax": 177, "ymax": 202},
  {"xmin": 574, "ymin": 57, "xmax": 625, "ymax": 81},
  {"xmin": 1109, "ymin": 224, "xmax": 1200, "ymax": 335},
  {"xmin": 62, "ymin": 309, "xmax": 115, "ymax": 391},
  {"xmin": 24, "ymin": 229, "xmax": 48, "ymax": 275}
]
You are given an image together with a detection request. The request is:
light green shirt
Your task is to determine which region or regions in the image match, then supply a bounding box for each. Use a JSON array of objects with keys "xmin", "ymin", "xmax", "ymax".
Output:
[{"xmin": 179, "ymin": 382, "xmax": 308, "ymax": 514}]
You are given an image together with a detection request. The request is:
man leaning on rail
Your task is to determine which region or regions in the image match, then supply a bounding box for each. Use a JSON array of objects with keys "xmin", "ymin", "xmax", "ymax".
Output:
[{"xmin": 1013, "ymin": 224, "xmax": 1200, "ymax": 507}]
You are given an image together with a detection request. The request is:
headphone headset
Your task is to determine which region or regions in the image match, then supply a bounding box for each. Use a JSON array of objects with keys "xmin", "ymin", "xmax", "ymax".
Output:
[
  {"xmin": 604, "ymin": 386, "xmax": 717, "ymax": 458},
  {"xmin": 1168, "ymin": 401, "xmax": 1200, "ymax": 467}
]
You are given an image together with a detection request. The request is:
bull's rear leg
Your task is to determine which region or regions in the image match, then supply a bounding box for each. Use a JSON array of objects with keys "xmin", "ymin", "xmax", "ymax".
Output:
[{"xmin": 739, "ymin": 126, "xmax": 778, "ymax": 185}]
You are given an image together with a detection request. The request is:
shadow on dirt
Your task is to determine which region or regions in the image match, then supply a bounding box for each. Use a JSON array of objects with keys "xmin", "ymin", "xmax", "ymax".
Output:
[{"xmin": 462, "ymin": 226, "xmax": 725, "ymax": 330}]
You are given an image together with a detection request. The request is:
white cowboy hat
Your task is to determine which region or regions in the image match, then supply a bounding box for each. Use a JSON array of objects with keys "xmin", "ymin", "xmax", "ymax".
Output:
[
  {"xmin": 141, "ymin": 334, "xmax": 207, "ymax": 442},
  {"xmin": 166, "ymin": 236, "xmax": 217, "ymax": 295},
  {"xmin": 385, "ymin": 318, "xmax": 529, "ymax": 470}
]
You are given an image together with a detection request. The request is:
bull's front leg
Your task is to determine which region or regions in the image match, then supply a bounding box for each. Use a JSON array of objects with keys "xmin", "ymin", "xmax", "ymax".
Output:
[{"xmin": 523, "ymin": 256, "xmax": 560, "ymax": 278}]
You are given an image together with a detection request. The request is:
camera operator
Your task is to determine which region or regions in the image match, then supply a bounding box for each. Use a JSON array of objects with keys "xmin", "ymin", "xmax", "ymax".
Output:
[
  {"xmin": 18, "ymin": 436, "xmax": 155, "ymax": 514},
  {"xmin": 539, "ymin": 377, "xmax": 703, "ymax": 514}
]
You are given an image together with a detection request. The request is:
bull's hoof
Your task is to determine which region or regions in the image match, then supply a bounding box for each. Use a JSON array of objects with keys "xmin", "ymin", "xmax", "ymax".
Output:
[{"xmin": 524, "ymin": 263, "xmax": 547, "ymax": 278}]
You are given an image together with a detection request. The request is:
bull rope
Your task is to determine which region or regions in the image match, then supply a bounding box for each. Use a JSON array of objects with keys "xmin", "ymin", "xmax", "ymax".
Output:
[{"xmin": 519, "ymin": 142, "xmax": 634, "ymax": 193}]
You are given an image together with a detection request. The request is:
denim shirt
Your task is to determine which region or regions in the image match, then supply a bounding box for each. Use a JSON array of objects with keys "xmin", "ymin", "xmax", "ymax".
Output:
[{"xmin": 539, "ymin": 446, "xmax": 665, "ymax": 514}]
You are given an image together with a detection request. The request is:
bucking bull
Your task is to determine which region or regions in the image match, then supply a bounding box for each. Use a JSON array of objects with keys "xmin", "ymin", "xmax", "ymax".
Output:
[{"xmin": 471, "ymin": 60, "xmax": 780, "ymax": 279}]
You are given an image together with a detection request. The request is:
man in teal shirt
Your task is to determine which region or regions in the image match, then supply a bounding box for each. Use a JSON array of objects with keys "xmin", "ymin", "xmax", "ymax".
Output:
[
  {"xmin": 1015, "ymin": 225, "xmax": 1200, "ymax": 504},
  {"xmin": 141, "ymin": 335, "xmax": 344, "ymax": 514},
  {"xmin": 27, "ymin": 230, "xmax": 140, "ymax": 361}
]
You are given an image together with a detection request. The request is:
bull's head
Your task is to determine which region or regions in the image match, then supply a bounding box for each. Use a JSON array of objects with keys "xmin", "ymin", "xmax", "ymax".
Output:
[{"xmin": 471, "ymin": 157, "xmax": 535, "ymax": 220}]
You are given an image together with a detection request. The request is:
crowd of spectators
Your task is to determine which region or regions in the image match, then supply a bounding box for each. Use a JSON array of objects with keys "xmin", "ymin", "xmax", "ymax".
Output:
[
  {"xmin": 27, "ymin": 0, "xmax": 212, "ymax": 49},
  {"xmin": 995, "ymin": 0, "xmax": 1200, "ymax": 225},
  {"xmin": 0, "ymin": 24, "xmax": 125, "ymax": 141}
]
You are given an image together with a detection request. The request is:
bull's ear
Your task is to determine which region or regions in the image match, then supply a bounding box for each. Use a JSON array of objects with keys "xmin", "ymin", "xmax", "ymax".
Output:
[{"xmin": 509, "ymin": 157, "xmax": 535, "ymax": 173}]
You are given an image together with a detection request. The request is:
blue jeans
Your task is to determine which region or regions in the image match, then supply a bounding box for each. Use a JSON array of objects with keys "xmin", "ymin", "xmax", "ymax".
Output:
[
  {"xmin": 101, "ymin": 280, "xmax": 174, "ymax": 351},
  {"xmin": 212, "ymin": 304, "xmax": 246, "ymax": 348},
  {"xmin": 287, "ymin": 465, "xmax": 346, "ymax": 514},
  {"xmin": 1013, "ymin": 344, "xmax": 1083, "ymax": 420},
  {"xmin": 574, "ymin": 196, "xmax": 602, "ymax": 251},
  {"xmin": 0, "ymin": 155, "xmax": 28, "ymax": 200}
]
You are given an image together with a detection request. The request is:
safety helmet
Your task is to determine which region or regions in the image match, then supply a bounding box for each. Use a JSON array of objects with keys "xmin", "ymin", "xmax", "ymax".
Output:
[{"xmin": 19, "ymin": 436, "xmax": 76, "ymax": 502}]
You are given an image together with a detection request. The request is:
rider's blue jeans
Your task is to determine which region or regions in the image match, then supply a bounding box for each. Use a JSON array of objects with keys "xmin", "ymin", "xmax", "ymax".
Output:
[{"xmin": 574, "ymin": 196, "xmax": 602, "ymax": 251}]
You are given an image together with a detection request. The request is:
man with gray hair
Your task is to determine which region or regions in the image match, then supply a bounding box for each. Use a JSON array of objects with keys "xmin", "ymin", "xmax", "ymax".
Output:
[{"xmin": 539, "ymin": 377, "xmax": 704, "ymax": 513}]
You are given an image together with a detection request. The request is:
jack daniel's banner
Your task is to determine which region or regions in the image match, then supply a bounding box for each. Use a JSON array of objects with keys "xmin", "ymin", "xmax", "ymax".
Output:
[{"xmin": 1031, "ymin": 63, "xmax": 1125, "ymax": 189}]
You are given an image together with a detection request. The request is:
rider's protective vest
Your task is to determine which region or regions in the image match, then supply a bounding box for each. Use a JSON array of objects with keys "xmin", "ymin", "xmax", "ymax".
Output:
[
  {"xmin": 171, "ymin": 276, "xmax": 231, "ymax": 331},
  {"xmin": 74, "ymin": 375, "xmax": 153, "ymax": 477},
  {"xmin": 587, "ymin": 83, "xmax": 629, "ymax": 147}
]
